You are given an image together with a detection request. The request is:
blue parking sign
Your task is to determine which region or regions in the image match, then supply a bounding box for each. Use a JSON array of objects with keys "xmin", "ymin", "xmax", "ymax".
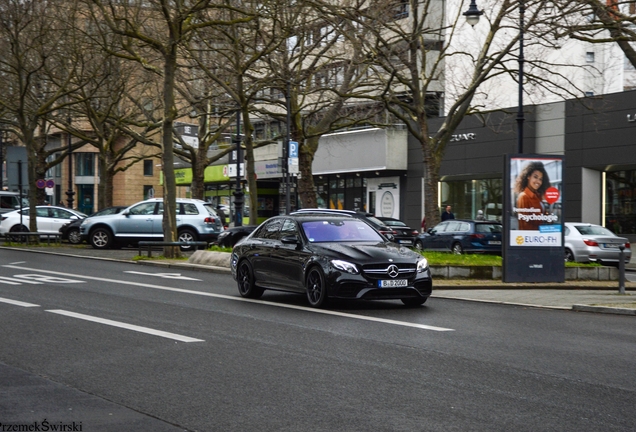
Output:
[{"xmin": 289, "ymin": 141, "xmax": 298, "ymax": 158}]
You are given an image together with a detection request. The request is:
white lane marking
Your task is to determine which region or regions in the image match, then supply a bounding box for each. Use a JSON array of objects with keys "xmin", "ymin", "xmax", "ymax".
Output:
[
  {"xmin": 0, "ymin": 277, "xmax": 27, "ymax": 285},
  {"xmin": 14, "ymin": 274, "xmax": 84, "ymax": 284},
  {"xmin": 4, "ymin": 265, "xmax": 454, "ymax": 332},
  {"xmin": 124, "ymin": 271, "xmax": 201, "ymax": 281},
  {"xmin": 0, "ymin": 297, "xmax": 40, "ymax": 307},
  {"xmin": 46, "ymin": 310, "xmax": 204, "ymax": 343}
]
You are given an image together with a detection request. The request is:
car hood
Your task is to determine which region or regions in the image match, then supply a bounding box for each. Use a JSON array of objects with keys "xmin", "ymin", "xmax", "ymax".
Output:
[{"xmin": 308, "ymin": 242, "xmax": 421, "ymax": 263}]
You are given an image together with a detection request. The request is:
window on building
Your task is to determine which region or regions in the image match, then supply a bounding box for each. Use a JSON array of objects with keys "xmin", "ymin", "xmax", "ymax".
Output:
[
  {"xmin": 585, "ymin": 91, "xmax": 594, "ymax": 96},
  {"xmin": 392, "ymin": 0, "xmax": 409, "ymax": 19},
  {"xmin": 75, "ymin": 153, "xmax": 95, "ymax": 176},
  {"xmin": 586, "ymin": 52, "xmax": 595, "ymax": 63},
  {"xmin": 144, "ymin": 160, "xmax": 153, "ymax": 176},
  {"xmin": 605, "ymin": 170, "xmax": 636, "ymax": 235}
]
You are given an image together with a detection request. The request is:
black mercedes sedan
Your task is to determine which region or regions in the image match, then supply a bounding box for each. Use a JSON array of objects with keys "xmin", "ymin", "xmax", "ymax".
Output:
[{"xmin": 231, "ymin": 214, "xmax": 432, "ymax": 308}]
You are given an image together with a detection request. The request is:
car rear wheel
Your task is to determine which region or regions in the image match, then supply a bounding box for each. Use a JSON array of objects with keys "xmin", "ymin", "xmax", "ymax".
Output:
[
  {"xmin": 90, "ymin": 228, "xmax": 113, "ymax": 249},
  {"xmin": 9, "ymin": 224, "xmax": 28, "ymax": 233},
  {"xmin": 564, "ymin": 248, "xmax": 574, "ymax": 262},
  {"xmin": 67, "ymin": 228, "xmax": 81, "ymax": 244},
  {"xmin": 236, "ymin": 260, "xmax": 264, "ymax": 299},
  {"xmin": 414, "ymin": 240, "xmax": 423, "ymax": 251},
  {"xmin": 178, "ymin": 229, "xmax": 198, "ymax": 251},
  {"xmin": 452, "ymin": 243, "xmax": 464, "ymax": 255},
  {"xmin": 306, "ymin": 267, "xmax": 328, "ymax": 308},
  {"xmin": 401, "ymin": 297, "xmax": 427, "ymax": 307}
]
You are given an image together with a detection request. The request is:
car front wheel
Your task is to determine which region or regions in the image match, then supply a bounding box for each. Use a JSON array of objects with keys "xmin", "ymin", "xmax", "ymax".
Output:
[
  {"xmin": 90, "ymin": 228, "xmax": 113, "ymax": 249},
  {"xmin": 178, "ymin": 229, "xmax": 198, "ymax": 251},
  {"xmin": 236, "ymin": 260, "xmax": 264, "ymax": 299},
  {"xmin": 67, "ymin": 228, "xmax": 81, "ymax": 244},
  {"xmin": 564, "ymin": 248, "xmax": 574, "ymax": 262},
  {"xmin": 414, "ymin": 240, "xmax": 423, "ymax": 251},
  {"xmin": 306, "ymin": 267, "xmax": 328, "ymax": 308}
]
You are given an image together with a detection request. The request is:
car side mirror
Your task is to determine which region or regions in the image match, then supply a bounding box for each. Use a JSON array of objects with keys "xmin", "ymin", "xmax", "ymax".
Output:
[
  {"xmin": 69, "ymin": 216, "xmax": 79, "ymax": 220},
  {"xmin": 385, "ymin": 233, "xmax": 395, "ymax": 242},
  {"xmin": 122, "ymin": 210, "xmax": 130, "ymax": 216},
  {"xmin": 281, "ymin": 235, "xmax": 301, "ymax": 245},
  {"xmin": 427, "ymin": 228, "xmax": 434, "ymax": 235}
]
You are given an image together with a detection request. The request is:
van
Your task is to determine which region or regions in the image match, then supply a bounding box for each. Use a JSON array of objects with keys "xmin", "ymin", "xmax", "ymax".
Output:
[{"xmin": 0, "ymin": 191, "xmax": 27, "ymax": 214}]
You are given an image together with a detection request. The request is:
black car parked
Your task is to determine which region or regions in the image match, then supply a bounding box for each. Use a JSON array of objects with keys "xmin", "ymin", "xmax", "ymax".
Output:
[
  {"xmin": 415, "ymin": 220, "xmax": 503, "ymax": 254},
  {"xmin": 231, "ymin": 213, "xmax": 432, "ymax": 308},
  {"xmin": 214, "ymin": 225, "xmax": 257, "ymax": 247},
  {"xmin": 376, "ymin": 217, "xmax": 419, "ymax": 247}
]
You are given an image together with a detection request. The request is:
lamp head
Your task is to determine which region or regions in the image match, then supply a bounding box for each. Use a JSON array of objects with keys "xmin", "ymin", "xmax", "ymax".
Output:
[{"xmin": 463, "ymin": 0, "xmax": 484, "ymax": 27}]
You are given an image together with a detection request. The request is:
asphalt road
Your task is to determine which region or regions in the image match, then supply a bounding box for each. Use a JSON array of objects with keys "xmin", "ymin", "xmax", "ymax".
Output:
[{"xmin": 1, "ymin": 249, "xmax": 635, "ymax": 431}]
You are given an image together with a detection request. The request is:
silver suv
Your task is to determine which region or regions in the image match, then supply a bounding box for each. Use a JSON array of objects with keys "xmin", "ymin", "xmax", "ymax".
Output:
[{"xmin": 79, "ymin": 198, "xmax": 224, "ymax": 250}]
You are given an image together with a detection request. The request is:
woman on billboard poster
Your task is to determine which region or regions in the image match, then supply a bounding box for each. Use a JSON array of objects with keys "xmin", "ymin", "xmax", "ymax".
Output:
[{"xmin": 514, "ymin": 161, "xmax": 551, "ymax": 230}]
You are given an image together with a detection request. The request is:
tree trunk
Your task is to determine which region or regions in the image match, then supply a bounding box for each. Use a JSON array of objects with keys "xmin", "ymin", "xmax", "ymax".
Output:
[
  {"xmin": 161, "ymin": 47, "xmax": 180, "ymax": 259},
  {"xmin": 298, "ymin": 146, "xmax": 316, "ymax": 209}
]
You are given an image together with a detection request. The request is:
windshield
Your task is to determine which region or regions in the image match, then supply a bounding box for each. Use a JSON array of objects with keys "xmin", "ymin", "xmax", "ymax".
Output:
[
  {"xmin": 302, "ymin": 219, "xmax": 384, "ymax": 243},
  {"xmin": 382, "ymin": 220, "xmax": 407, "ymax": 227}
]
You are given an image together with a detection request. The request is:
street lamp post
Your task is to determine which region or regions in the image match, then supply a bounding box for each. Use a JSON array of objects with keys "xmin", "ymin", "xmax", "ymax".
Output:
[
  {"xmin": 65, "ymin": 119, "xmax": 75, "ymax": 208},
  {"xmin": 464, "ymin": 0, "xmax": 524, "ymax": 154},
  {"xmin": 233, "ymin": 109, "xmax": 244, "ymax": 227}
]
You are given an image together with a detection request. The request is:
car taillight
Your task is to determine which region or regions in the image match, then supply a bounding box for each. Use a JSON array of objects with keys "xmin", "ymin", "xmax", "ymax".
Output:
[
  {"xmin": 204, "ymin": 217, "xmax": 216, "ymax": 224},
  {"xmin": 583, "ymin": 239, "xmax": 599, "ymax": 247},
  {"xmin": 625, "ymin": 242, "xmax": 631, "ymax": 249},
  {"xmin": 410, "ymin": 230, "xmax": 419, "ymax": 236},
  {"xmin": 470, "ymin": 234, "xmax": 485, "ymax": 239}
]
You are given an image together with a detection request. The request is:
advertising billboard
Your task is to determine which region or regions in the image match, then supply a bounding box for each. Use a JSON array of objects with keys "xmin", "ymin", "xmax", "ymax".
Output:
[{"xmin": 503, "ymin": 155, "xmax": 565, "ymax": 282}]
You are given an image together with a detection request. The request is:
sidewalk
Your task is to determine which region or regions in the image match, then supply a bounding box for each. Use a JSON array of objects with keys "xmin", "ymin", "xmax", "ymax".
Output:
[{"xmin": 2, "ymin": 244, "xmax": 635, "ymax": 315}]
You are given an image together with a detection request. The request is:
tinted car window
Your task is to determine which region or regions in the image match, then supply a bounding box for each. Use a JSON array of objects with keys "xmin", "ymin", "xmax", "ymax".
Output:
[
  {"xmin": 254, "ymin": 218, "xmax": 284, "ymax": 240},
  {"xmin": 431, "ymin": 222, "xmax": 448, "ymax": 233},
  {"xmin": 129, "ymin": 202, "xmax": 156, "ymax": 215},
  {"xmin": 475, "ymin": 223, "xmax": 502, "ymax": 233},
  {"xmin": 456, "ymin": 222, "xmax": 470, "ymax": 232},
  {"xmin": 182, "ymin": 203, "xmax": 199, "ymax": 215},
  {"xmin": 280, "ymin": 219, "xmax": 298, "ymax": 238}
]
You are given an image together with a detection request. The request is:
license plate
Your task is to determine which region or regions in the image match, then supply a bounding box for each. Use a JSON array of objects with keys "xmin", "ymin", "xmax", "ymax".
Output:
[
  {"xmin": 399, "ymin": 240, "xmax": 413, "ymax": 244},
  {"xmin": 603, "ymin": 243, "xmax": 620, "ymax": 248},
  {"xmin": 488, "ymin": 241, "xmax": 501, "ymax": 245},
  {"xmin": 379, "ymin": 279, "xmax": 408, "ymax": 288}
]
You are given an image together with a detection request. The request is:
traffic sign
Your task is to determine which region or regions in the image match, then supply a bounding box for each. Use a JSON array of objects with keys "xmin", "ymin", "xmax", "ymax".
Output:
[
  {"xmin": 36, "ymin": 179, "xmax": 46, "ymax": 189},
  {"xmin": 45, "ymin": 179, "xmax": 55, "ymax": 188}
]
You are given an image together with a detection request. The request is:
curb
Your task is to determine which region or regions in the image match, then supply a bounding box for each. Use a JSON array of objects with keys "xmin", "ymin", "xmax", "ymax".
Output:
[{"xmin": 572, "ymin": 305, "xmax": 636, "ymax": 315}]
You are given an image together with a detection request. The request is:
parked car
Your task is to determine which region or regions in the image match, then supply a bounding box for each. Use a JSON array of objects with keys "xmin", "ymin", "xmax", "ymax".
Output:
[
  {"xmin": 0, "ymin": 206, "xmax": 87, "ymax": 236},
  {"xmin": 232, "ymin": 213, "xmax": 432, "ymax": 307},
  {"xmin": 79, "ymin": 198, "xmax": 224, "ymax": 250},
  {"xmin": 291, "ymin": 209, "xmax": 396, "ymax": 238},
  {"xmin": 376, "ymin": 217, "xmax": 419, "ymax": 247},
  {"xmin": 59, "ymin": 206, "xmax": 127, "ymax": 244},
  {"xmin": 564, "ymin": 222, "xmax": 631, "ymax": 266},
  {"xmin": 0, "ymin": 191, "xmax": 28, "ymax": 214},
  {"xmin": 214, "ymin": 225, "xmax": 257, "ymax": 248},
  {"xmin": 415, "ymin": 220, "xmax": 503, "ymax": 254}
]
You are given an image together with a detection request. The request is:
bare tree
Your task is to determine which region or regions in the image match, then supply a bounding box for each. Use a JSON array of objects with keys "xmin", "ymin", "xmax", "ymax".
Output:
[
  {"xmin": 554, "ymin": 0, "xmax": 636, "ymax": 70},
  {"xmin": 0, "ymin": 0, "xmax": 89, "ymax": 231},
  {"xmin": 85, "ymin": 0, "xmax": 253, "ymax": 257}
]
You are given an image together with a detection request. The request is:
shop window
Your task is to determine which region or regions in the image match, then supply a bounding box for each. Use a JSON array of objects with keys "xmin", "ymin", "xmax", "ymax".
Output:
[{"xmin": 606, "ymin": 170, "xmax": 636, "ymax": 235}]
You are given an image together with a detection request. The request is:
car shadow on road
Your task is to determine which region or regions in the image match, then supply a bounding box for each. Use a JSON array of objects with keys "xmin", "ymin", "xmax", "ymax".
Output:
[{"xmin": 258, "ymin": 291, "xmax": 430, "ymax": 312}]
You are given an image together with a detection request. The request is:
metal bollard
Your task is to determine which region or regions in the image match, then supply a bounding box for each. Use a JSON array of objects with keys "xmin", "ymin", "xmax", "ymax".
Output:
[{"xmin": 618, "ymin": 245, "xmax": 625, "ymax": 295}]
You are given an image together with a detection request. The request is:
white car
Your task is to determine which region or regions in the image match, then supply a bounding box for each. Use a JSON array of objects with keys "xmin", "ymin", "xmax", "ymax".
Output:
[
  {"xmin": 564, "ymin": 222, "xmax": 631, "ymax": 266},
  {"xmin": 0, "ymin": 206, "xmax": 87, "ymax": 235}
]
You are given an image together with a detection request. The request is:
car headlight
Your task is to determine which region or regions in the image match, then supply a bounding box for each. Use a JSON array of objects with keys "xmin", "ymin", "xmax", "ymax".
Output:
[
  {"xmin": 331, "ymin": 259, "xmax": 359, "ymax": 274},
  {"xmin": 417, "ymin": 258, "xmax": 429, "ymax": 273}
]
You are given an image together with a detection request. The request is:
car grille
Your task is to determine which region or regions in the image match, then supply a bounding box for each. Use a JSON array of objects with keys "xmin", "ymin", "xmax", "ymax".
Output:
[{"xmin": 361, "ymin": 263, "xmax": 416, "ymax": 280}]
